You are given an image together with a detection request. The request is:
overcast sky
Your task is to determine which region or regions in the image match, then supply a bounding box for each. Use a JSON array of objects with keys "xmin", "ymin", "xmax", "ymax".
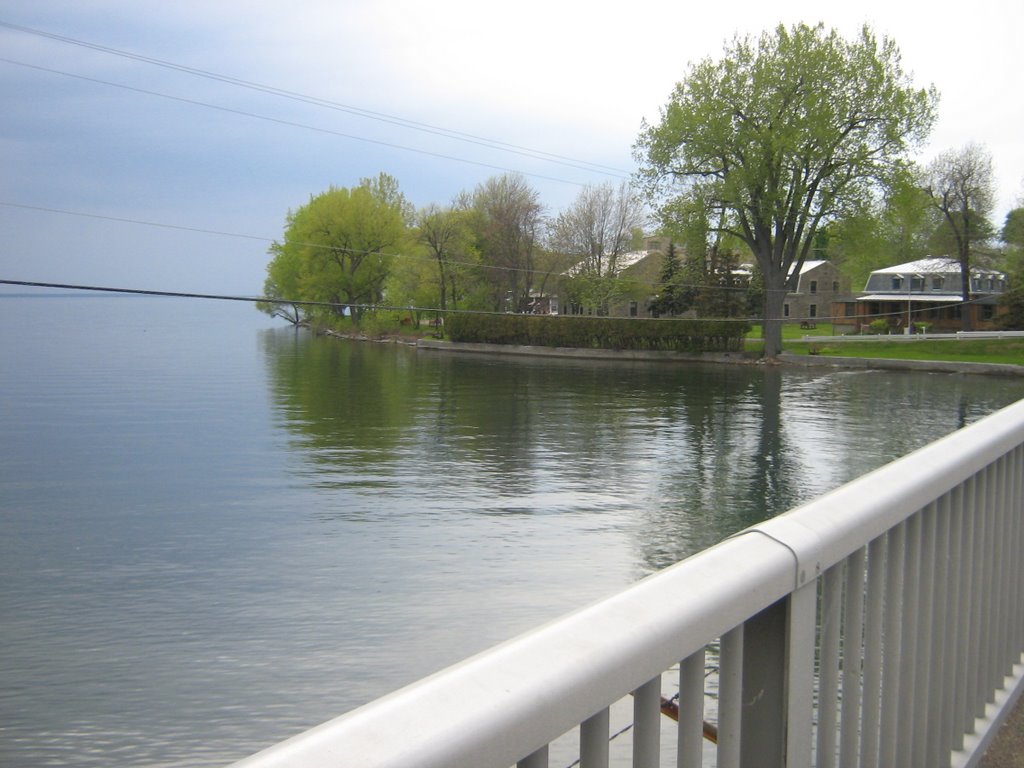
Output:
[{"xmin": 2, "ymin": 0, "xmax": 1021, "ymax": 295}]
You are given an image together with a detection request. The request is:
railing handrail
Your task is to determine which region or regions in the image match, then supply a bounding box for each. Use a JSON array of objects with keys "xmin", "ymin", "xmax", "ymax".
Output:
[{"xmin": 228, "ymin": 397, "xmax": 1024, "ymax": 768}]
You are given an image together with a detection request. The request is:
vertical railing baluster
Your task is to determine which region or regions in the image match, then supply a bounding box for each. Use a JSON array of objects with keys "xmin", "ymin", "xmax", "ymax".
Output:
[
  {"xmin": 995, "ymin": 454, "xmax": 1012, "ymax": 678},
  {"xmin": 634, "ymin": 676, "xmax": 661, "ymax": 768},
  {"xmin": 718, "ymin": 626, "xmax": 744, "ymax": 768},
  {"xmin": 933, "ymin": 492, "xmax": 954, "ymax": 766},
  {"xmin": 896, "ymin": 513, "xmax": 921, "ymax": 767},
  {"xmin": 839, "ymin": 547, "xmax": 865, "ymax": 767},
  {"xmin": 959, "ymin": 474, "xmax": 979, "ymax": 738},
  {"xmin": 786, "ymin": 583, "xmax": 817, "ymax": 767},
  {"xmin": 518, "ymin": 744, "xmax": 549, "ymax": 768},
  {"xmin": 580, "ymin": 707, "xmax": 609, "ymax": 768},
  {"xmin": 947, "ymin": 484, "xmax": 967, "ymax": 753},
  {"xmin": 913, "ymin": 503, "xmax": 937, "ymax": 767},
  {"xmin": 860, "ymin": 536, "xmax": 886, "ymax": 768},
  {"xmin": 974, "ymin": 466, "xmax": 991, "ymax": 712},
  {"xmin": 1011, "ymin": 444, "xmax": 1019, "ymax": 655},
  {"xmin": 921, "ymin": 501, "xmax": 942, "ymax": 768},
  {"xmin": 879, "ymin": 522, "xmax": 906, "ymax": 767},
  {"xmin": 678, "ymin": 649, "xmax": 705, "ymax": 768},
  {"xmin": 818, "ymin": 564, "xmax": 843, "ymax": 768},
  {"xmin": 982, "ymin": 463, "xmax": 1000, "ymax": 702}
]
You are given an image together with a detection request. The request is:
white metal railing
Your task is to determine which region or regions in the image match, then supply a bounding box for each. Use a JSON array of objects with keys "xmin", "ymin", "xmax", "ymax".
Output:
[{"xmin": 227, "ymin": 398, "xmax": 1024, "ymax": 768}]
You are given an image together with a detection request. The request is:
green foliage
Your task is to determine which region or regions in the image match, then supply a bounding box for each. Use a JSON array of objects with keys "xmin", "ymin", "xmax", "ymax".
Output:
[
  {"xmin": 634, "ymin": 22, "xmax": 938, "ymax": 357},
  {"xmin": 414, "ymin": 204, "xmax": 480, "ymax": 311},
  {"xmin": 471, "ymin": 174, "xmax": 544, "ymax": 312},
  {"xmin": 649, "ymin": 242, "xmax": 694, "ymax": 316},
  {"xmin": 825, "ymin": 177, "xmax": 938, "ymax": 289},
  {"xmin": 445, "ymin": 314, "xmax": 749, "ymax": 353},
  {"xmin": 998, "ymin": 255, "xmax": 1024, "ymax": 330},
  {"xmin": 1003, "ymin": 208, "xmax": 1024, "ymax": 250},
  {"xmin": 260, "ymin": 175, "xmax": 408, "ymax": 325}
]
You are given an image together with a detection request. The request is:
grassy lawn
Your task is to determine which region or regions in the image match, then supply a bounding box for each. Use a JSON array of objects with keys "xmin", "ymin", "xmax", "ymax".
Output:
[
  {"xmin": 744, "ymin": 323, "xmax": 1024, "ymax": 366},
  {"xmin": 785, "ymin": 338, "xmax": 1024, "ymax": 366}
]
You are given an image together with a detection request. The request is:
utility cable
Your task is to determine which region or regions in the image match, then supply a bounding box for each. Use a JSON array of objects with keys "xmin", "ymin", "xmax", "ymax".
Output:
[
  {"xmin": 0, "ymin": 20, "xmax": 630, "ymax": 178},
  {"xmin": 0, "ymin": 56, "xmax": 588, "ymax": 188}
]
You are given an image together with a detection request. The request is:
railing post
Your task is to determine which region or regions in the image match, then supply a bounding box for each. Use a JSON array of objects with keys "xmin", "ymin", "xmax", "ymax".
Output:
[
  {"xmin": 739, "ymin": 602, "xmax": 785, "ymax": 768},
  {"xmin": 735, "ymin": 583, "xmax": 815, "ymax": 768}
]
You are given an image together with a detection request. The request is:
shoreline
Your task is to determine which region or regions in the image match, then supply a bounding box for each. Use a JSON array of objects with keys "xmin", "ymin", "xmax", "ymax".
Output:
[{"xmin": 414, "ymin": 338, "xmax": 1024, "ymax": 377}]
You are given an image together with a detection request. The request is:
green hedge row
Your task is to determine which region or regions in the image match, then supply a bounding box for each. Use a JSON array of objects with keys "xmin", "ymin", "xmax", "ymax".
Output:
[{"xmin": 445, "ymin": 314, "xmax": 750, "ymax": 353}]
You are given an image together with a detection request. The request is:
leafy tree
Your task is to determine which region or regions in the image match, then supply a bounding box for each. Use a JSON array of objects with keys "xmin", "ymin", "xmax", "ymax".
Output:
[
  {"xmin": 383, "ymin": 251, "xmax": 440, "ymax": 326},
  {"xmin": 826, "ymin": 177, "xmax": 938, "ymax": 289},
  {"xmin": 1001, "ymin": 206, "xmax": 1024, "ymax": 256},
  {"xmin": 634, "ymin": 23, "xmax": 937, "ymax": 357},
  {"xmin": 471, "ymin": 174, "xmax": 545, "ymax": 312},
  {"xmin": 415, "ymin": 204, "xmax": 479, "ymax": 311},
  {"xmin": 923, "ymin": 143, "xmax": 996, "ymax": 329},
  {"xmin": 999, "ymin": 205, "xmax": 1024, "ymax": 329},
  {"xmin": 260, "ymin": 174, "xmax": 408, "ymax": 326}
]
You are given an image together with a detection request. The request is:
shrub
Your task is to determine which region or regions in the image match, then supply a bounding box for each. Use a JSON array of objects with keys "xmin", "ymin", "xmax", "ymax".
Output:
[{"xmin": 444, "ymin": 314, "xmax": 749, "ymax": 353}]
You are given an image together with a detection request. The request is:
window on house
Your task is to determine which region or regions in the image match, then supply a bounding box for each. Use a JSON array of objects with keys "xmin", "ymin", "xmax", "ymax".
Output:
[
  {"xmin": 783, "ymin": 303, "xmax": 790, "ymax": 317},
  {"xmin": 810, "ymin": 280, "xmax": 818, "ymax": 294},
  {"xmin": 629, "ymin": 301, "xmax": 638, "ymax": 317},
  {"xmin": 845, "ymin": 302, "xmax": 856, "ymax": 316},
  {"xmin": 932, "ymin": 277, "xmax": 944, "ymax": 290},
  {"xmin": 832, "ymin": 281, "xmax": 840, "ymax": 293},
  {"xmin": 809, "ymin": 304, "xmax": 817, "ymax": 318},
  {"xmin": 891, "ymin": 277, "xmax": 903, "ymax": 290},
  {"xmin": 982, "ymin": 304, "xmax": 995, "ymax": 320},
  {"xmin": 911, "ymin": 277, "xmax": 925, "ymax": 291}
]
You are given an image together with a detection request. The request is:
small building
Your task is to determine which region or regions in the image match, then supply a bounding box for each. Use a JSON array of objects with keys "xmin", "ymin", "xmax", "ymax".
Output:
[
  {"xmin": 836, "ymin": 257, "xmax": 1008, "ymax": 333},
  {"xmin": 782, "ymin": 260, "xmax": 852, "ymax": 328}
]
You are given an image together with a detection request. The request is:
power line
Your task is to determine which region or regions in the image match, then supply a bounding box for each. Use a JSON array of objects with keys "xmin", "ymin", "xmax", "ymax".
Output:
[
  {"xmin": 0, "ymin": 20, "xmax": 631, "ymax": 179},
  {"xmin": 0, "ymin": 201, "xmax": 274, "ymax": 242},
  {"xmin": 1, "ymin": 279, "xmax": 993, "ymax": 330},
  {"xmin": 0, "ymin": 56, "xmax": 591, "ymax": 188}
]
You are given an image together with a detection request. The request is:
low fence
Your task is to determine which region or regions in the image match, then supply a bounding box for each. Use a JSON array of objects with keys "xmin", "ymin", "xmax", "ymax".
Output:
[
  {"xmin": 228, "ymin": 398, "xmax": 1024, "ymax": 768},
  {"xmin": 801, "ymin": 330, "xmax": 1024, "ymax": 342}
]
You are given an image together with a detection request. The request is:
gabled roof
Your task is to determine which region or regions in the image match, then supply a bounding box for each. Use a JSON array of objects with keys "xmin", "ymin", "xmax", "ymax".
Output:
[
  {"xmin": 565, "ymin": 249, "xmax": 656, "ymax": 277},
  {"xmin": 796, "ymin": 259, "xmax": 829, "ymax": 274}
]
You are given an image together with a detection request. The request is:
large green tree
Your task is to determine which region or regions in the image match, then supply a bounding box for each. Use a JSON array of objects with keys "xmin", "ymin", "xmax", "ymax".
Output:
[
  {"xmin": 261, "ymin": 174, "xmax": 408, "ymax": 325},
  {"xmin": 634, "ymin": 23, "xmax": 937, "ymax": 357}
]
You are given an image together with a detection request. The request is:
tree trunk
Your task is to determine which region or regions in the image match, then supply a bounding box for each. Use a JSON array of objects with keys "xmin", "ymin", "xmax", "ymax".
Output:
[
  {"xmin": 761, "ymin": 273, "xmax": 788, "ymax": 359},
  {"xmin": 959, "ymin": 255, "xmax": 972, "ymax": 332}
]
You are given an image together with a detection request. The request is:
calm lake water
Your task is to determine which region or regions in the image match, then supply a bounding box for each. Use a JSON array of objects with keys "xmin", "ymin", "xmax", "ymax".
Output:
[{"xmin": 2, "ymin": 293, "xmax": 1023, "ymax": 767}]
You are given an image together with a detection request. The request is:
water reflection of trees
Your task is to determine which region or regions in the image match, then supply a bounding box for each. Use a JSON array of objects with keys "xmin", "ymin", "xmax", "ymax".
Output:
[{"xmin": 260, "ymin": 331, "xmax": 1024, "ymax": 573}]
